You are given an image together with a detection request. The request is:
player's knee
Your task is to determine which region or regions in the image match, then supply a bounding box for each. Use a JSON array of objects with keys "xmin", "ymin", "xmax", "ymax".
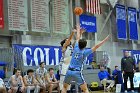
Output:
[
  {"xmin": 12, "ymin": 87, "xmax": 18, "ymax": 91},
  {"xmin": 36, "ymin": 85, "xmax": 40, "ymax": 89},
  {"xmin": 49, "ymin": 84, "xmax": 53, "ymax": 88},
  {"xmin": 111, "ymin": 80, "xmax": 115, "ymax": 85},
  {"xmin": 63, "ymin": 83, "xmax": 68, "ymax": 89},
  {"xmin": 80, "ymin": 83, "xmax": 88, "ymax": 92},
  {"xmin": 26, "ymin": 86, "xmax": 31, "ymax": 89},
  {"xmin": 21, "ymin": 87, "xmax": 25, "ymax": 91},
  {"xmin": 81, "ymin": 86, "xmax": 88, "ymax": 92},
  {"xmin": 1, "ymin": 87, "xmax": 6, "ymax": 91}
]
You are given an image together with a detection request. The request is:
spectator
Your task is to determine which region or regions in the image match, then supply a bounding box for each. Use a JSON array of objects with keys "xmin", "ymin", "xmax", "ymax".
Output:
[
  {"xmin": 112, "ymin": 66, "xmax": 120, "ymax": 83},
  {"xmin": 8, "ymin": 69, "xmax": 25, "ymax": 93},
  {"xmin": 112, "ymin": 66, "xmax": 124, "ymax": 92},
  {"xmin": 23, "ymin": 69, "xmax": 40, "ymax": 93},
  {"xmin": 46, "ymin": 68, "xmax": 60, "ymax": 93},
  {"xmin": 121, "ymin": 51, "xmax": 136, "ymax": 92},
  {"xmin": 0, "ymin": 78, "xmax": 6, "ymax": 93},
  {"xmin": 36, "ymin": 62, "xmax": 47, "ymax": 93},
  {"xmin": 91, "ymin": 61, "xmax": 98, "ymax": 69},
  {"xmin": 98, "ymin": 66, "xmax": 114, "ymax": 91}
]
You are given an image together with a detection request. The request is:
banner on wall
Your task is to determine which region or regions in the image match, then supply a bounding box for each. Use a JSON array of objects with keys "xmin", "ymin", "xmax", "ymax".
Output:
[
  {"xmin": 127, "ymin": 72, "xmax": 140, "ymax": 88},
  {"xmin": 128, "ymin": 7, "xmax": 138, "ymax": 40},
  {"xmin": 52, "ymin": 0, "xmax": 70, "ymax": 34},
  {"xmin": 13, "ymin": 44, "xmax": 93, "ymax": 66},
  {"xmin": 31, "ymin": 0, "xmax": 50, "ymax": 32},
  {"xmin": 116, "ymin": 4, "xmax": 127, "ymax": 40},
  {"xmin": 8, "ymin": 0, "xmax": 28, "ymax": 31},
  {"xmin": 80, "ymin": 14, "xmax": 97, "ymax": 32},
  {"xmin": 0, "ymin": 0, "xmax": 4, "ymax": 29},
  {"xmin": 137, "ymin": 9, "xmax": 140, "ymax": 25}
]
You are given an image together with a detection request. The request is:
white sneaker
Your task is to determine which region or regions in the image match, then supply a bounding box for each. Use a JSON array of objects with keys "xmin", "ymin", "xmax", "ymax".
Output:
[
  {"xmin": 124, "ymin": 90, "xmax": 127, "ymax": 93},
  {"xmin": 131, "ymin": 90, "xmax": 135, "ymax": 92}
]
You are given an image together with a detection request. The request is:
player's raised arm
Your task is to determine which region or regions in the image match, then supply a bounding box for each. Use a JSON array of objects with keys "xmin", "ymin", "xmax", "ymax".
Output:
[
  {"xmin": 62, "ymin": 29, "xmax": 76, "ymax": 52},
  {"xmin": 76, "ymin": 25, "xmax": 81, "ymax": 42},
  {"xmin": 79, "ymin": 28, "xmax": 85, "ymax": 38},
  {"xmin": 92, "ymin": 35, "xmax": 110, "ymax": 52}
]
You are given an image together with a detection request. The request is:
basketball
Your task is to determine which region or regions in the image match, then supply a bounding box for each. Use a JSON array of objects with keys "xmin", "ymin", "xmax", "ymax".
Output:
[{"xmin": 74, "ymin": 7, "xmax": 83, "ymax": 15}]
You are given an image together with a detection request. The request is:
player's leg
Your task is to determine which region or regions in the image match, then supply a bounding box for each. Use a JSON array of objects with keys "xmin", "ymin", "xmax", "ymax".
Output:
[
  {"xmin": 48, "ymin": 84, "xmax": 53, "ymax": 93},
  {"xmin": 59, "ymin": 75, "xmax": 65, "ymax": 91},
  {"xmin": 101, "ymin": 79, "xmax": 107, "ymax": 90},
  {"xmin": 11, "ymin": 87, "xmax": 18, "ymax": 93},
  {"xmin": 106, "ymin": 80, "xmax": 115, "ymax": 89},
  {"xmin": 0, "ymin": 87, "xmax": 6, "ymax": 93},
  {"xmin": 34, "ymin": 85, "xmax": 40, "ymax": 93},
  {"xmin": 52, "ymin": 83, "xmax": 59, "ymax": 93},
  {"xmin": 75, "ymin": 71, "xmax": 89, "ymax": 93},
  {"xmin": 26, "ymin": 86, "xmax": 35, "ymax": 93},
  {"xmin": 80, "ymin": 82, "xmax": 89, "ymax": 93},
  {"xmin": 62, "ymin": 83, "xmax": 70, "ymax": 93},
  {"xmin": 61, "ymin": 70, "xmax": 72, "ymax": 93},
  {"xmin": 55, "ymin": 83, "xmax": 60, "ymax": 93},
  {"xmin": 40, "ymin": 83, "xmax": 46, "ymax": 93}
]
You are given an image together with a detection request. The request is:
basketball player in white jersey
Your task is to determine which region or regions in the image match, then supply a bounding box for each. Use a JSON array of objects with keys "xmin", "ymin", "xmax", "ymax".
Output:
[
  {"xmin": 8, "ymin": 69, "xmax": 25, "ymax": 93},
  {"xmin": 23, "ymin": 69, "xmax": 40, "ymax": 93},
  {"xmin": 59, "ymin": 38, "xmax": 73, "ymax": 91},
  {"xmin": 36, "ymin": 62, "xmax": 47, "ymax": 93}
]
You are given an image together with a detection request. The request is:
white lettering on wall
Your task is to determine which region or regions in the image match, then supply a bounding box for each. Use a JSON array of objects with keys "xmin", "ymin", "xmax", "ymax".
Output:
[
  {"xmin": 82, "ymin": 21, "xmax": 95, "ymax": 26},
  {"xmin": 54, "ymin": 48, "xmax": 59, "ymax": 65},
  {"xmin": 34, "ymin": 48, "xmax": 44, "ymax": 66},
  {"xmin": 21, "ymin": 46, "xmax": 91, "ymax": 66},
  {"xmin": 22, "ymin": 47, "xmax": 32, "ymax": 66},
  {"xmin": 133, "ymin": 54, "xmax": 140, "ymax": 64},
  {"xmin": 44, "ymin": 48, "xmax": 50, "ymax": 65}
]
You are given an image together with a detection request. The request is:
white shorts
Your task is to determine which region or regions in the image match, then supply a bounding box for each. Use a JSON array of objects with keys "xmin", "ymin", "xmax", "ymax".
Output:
[{"xmin": 59, "ymin": 75, "xmax": 71, "ymax": 90}]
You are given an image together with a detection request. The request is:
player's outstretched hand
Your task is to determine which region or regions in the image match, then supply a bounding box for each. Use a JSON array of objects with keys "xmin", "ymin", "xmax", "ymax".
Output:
[
  {"xmin": 72, "ymin": 29, "xmax": 77, "ymax": 33},
  {"xmin": 80, "ymin": 28, "xmax": 85, "ymax": 34},
  {"xmin": 76, "ymin": 24, "xmax": 81, "ymax": 31},
  {"xmin": 92, "ymin": 35, "xmax": 110, "ymax": 51}
]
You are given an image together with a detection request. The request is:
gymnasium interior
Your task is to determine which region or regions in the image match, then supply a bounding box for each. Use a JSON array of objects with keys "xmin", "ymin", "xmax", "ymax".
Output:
[{"xmin": 0, "ymin": 0, "xmax": 140, "ymax": 93}]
